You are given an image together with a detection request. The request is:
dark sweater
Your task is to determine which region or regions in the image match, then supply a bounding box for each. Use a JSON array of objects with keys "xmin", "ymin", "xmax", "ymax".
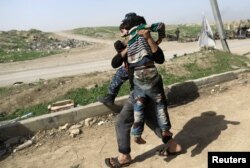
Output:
[{"xmin": 111, "ymin": 47, "xmax": 165, "ymax": 90}]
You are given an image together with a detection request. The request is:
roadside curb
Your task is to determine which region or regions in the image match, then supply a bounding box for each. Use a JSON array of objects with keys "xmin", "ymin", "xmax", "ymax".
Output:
[{"xmin": 0, "ymin": 69, "xmax": 249, "ymax": 140}]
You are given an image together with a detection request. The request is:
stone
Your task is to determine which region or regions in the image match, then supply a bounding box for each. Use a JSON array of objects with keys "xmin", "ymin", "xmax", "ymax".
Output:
[
  {"xmin": 69, "ymin": 129, "xmax": 81, "ymax": 138},
  {"xmin": 69, "ymin": 124, "xmax": 83, "ymax": 130},
  {"xmin": 85, "ymin": 118, "xmax": 93, "ymax": 126},
  {"xmin": 59, "ymin": 123, "xmax": 70, "ymax": 131},
  {"xmin": 97, "ymin": 121, "xmax": 105, "ymax": 126}
]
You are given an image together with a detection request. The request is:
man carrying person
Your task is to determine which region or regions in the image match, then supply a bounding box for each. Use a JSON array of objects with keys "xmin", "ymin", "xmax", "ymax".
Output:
[{"xmin": 104, "ymin": 13, "xmax": 182, "ymax": 167}]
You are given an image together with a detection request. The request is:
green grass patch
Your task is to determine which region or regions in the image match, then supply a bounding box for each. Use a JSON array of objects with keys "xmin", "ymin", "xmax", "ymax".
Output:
[
  {"xmin": 73, "ymin": 26, "xmax": 121, "ymax": 39},
  {"xmin": 0, "ymin": 50, "xmax": 61, "ymax": 63},
  {"xmin": 0, "ymin": 81, "xmax": 130, "ymax": 121},
  {"xmin": 0, "ymin": 87, "xmax": 12, "ymax": 97},
  {"xmin": 160, "ymin": 50, "xmax": 249, "ymax": 83},
  {"xmin": 0, "ymin": 103, "xmax": 48, "ymax": 121},
  {"xmin": 63, "ymin": 80, "xmax": 130, "ymax": 105}
]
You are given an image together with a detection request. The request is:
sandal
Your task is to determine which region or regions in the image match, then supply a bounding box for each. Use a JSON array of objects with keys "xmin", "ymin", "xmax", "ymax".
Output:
[
  {"xmin": 156, "ymin": 148, "xmax": 182, "ymax": 156},
  {"xmin": 105, "ymin": 157, "xmax": 131, "ymax": 168}
]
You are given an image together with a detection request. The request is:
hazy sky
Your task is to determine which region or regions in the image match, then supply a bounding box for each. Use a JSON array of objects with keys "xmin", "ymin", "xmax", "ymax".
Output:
[{"xmin": 0, "ymin": 0, "xmax": 249, "ymax": 32}]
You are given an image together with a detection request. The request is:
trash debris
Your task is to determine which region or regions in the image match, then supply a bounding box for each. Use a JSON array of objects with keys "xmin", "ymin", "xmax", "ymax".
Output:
[
  {"xmin": 20, "ymin": 112, "xmax": 33, "ymax": 119},
  {"xmin": 13, "ymin": 140, "xmax": 33, "ymax": 152},
  {"xmin": 13, "ymin": 81, "xmax": 24, "ymax": 86},
  {"xmin": 12, "ymin": 112, "xmax": 34, "ymax": 122},
  {"xmin": 97, "ymin": 121, "xmax": 105, "ymax": 126},
  {"xmin": 48, "ymin": 99, "xmax": 75, "ymax": 112}
]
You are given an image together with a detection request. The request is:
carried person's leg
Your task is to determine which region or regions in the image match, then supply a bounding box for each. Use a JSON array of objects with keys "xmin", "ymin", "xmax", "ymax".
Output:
[
  {"xmin": 144, "ymin": 100, "xmax": 182, "ymax": 156},
  {"xmin": 131, "ymin": 82, "xmax": 147, "ymax": 144},
  {"xmin": 146, "ymin": 75, "xmax": 172, "ymax": 141},
  {"xmin": 99, "ymin": 66, "xmax": 129, "ymax": 105},
  {"xmin": 144, "ymin": 75, "xmax": 182, "ymax": 155},
  {"xmin": 108, "ymin": 66, "xmax": 129, "ymax": 96}
]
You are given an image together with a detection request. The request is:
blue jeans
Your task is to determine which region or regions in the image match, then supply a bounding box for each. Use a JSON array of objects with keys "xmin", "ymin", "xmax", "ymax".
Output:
[
  {"xmin": 131, "ymin": 68, "xmax": 171, "ymax": 137},
  {"xmin": 108, "ymin": 66, "xmax": 129, "ymax": 96}
]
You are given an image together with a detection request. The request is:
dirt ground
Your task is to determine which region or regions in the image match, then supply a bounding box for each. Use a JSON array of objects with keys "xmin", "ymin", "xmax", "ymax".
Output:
[{"xmin": 1, "ymin": 72, "xmax": 250, "ymax": 168}]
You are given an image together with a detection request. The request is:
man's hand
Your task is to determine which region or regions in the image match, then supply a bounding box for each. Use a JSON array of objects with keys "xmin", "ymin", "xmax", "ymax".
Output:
[
  {"xmin": 138, "ymin": 29, "xmax": 162, "ymax": 45},
  {"xmin": 137, "ymin": 29, "xmax": 151, "ymax": 39},
  {"xmin": 138, "ymin": 29, "xmax": 159, "ymax": 53},
  {"xmin": 156, "ymin": 38, "xmax": 162, "ymax": 45},
  {"xmin": 114, "ymin": 40, "xmax": 126, "ymax": 53}
]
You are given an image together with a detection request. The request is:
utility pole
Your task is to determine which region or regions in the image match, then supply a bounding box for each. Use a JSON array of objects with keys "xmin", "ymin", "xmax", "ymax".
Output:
[{"xmin": 210, "ymin": 0, "xmax": 230, "ymax": 52}]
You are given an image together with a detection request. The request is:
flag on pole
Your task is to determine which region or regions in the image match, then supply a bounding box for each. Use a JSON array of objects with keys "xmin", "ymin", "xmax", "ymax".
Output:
[{"xmin": 198, "ymin": 16, "xmax": 216, "ymax": 48}]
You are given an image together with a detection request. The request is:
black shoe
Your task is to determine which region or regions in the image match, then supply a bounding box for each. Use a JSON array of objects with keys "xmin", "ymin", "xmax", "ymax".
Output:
[{"xmin": 98, "ymin": 94, "xmax": 115, "ymax": 105}]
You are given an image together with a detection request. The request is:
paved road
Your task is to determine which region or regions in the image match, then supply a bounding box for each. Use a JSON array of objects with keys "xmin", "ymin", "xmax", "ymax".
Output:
[{"xmin": 0, "ymin": 32, "xmax": 249, "ymax": 87}]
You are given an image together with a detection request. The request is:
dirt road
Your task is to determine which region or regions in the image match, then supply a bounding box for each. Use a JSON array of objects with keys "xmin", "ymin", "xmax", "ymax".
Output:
[
  {"xmin": 0, "ymin": 32, "xmax": 250, "ymax": 87},
  {"xmin": 1, "ymin": 74, "xmax": 249, "ymax": 168}
]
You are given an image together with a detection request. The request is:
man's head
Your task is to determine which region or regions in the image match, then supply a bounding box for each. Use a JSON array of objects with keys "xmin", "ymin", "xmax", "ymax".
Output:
[
  {"xmin": 119, "ymin": 13, "xmax": 147, "ymax": 36},
  {"xmin": 123, "ymin": 12, "xmax": 137, "ymax": 21}
]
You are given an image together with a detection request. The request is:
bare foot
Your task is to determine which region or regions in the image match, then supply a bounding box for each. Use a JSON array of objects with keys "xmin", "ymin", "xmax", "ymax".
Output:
[
  {"xmin": 134, "ymin": 137, "xmax": 146, "ymax": 144},
  {"xmin": 118, "ymin": 153, "xmax": 132, "ymax": 164},
  {"xmin": 106, "ymin": 154, "xmax": 132, "ymax": 167},
  {"xmin": 167, "ymin": 138, "xmax": 182, "ymax": 154},
  {"xmin": 162, "ymin": 130, "xmax": 173, "ymax": 137}
]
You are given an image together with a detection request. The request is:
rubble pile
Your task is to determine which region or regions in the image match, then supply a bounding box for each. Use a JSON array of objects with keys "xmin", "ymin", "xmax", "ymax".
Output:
[{"xmin": 0, "ymin": 29, "xmax": 92, "ymax": 53}]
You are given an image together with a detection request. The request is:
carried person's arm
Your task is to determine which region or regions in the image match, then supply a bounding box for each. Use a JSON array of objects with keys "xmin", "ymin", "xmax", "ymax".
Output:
[{"xmin": 137, "ymin": 29, "xmax": 165, "ymax": 64}]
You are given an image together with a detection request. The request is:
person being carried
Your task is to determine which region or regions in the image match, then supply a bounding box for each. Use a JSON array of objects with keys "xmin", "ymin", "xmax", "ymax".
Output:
[{"xmin": 120, "ymin": 14, "xmax": 172, "ymax": 144}]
